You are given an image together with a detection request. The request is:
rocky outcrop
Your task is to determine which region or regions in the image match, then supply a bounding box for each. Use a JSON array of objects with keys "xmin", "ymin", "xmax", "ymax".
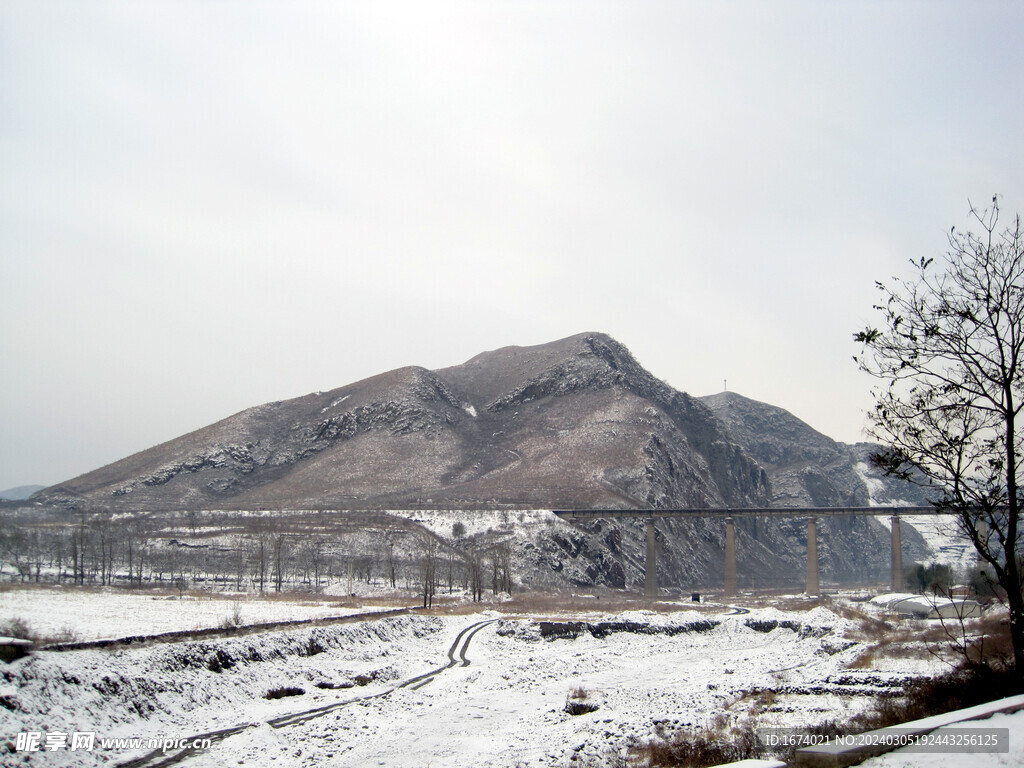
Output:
[{"xmin": 700, "ymin": 391, "xmax": 933, "ymax": 579}]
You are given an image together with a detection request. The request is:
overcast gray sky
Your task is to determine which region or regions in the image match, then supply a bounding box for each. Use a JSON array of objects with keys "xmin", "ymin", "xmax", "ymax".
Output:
[{"xmin": 2, "ymin": 1, "xmax": 1023, "ymax": 491}]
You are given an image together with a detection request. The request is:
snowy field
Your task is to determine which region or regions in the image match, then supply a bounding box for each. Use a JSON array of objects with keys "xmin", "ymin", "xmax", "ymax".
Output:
[
  {"xmin": 1, "ymin": 597, "xmax": 965, "ymax": 768},
  {"xmin": 0, "ymin": 586, "xmax": 388, "ymax": 642},
  {"xmin": 191, "ymin": 607, "xmax": 873, "ymax": 768},
  {"xmin": 4, "ymin": 586, "xmax": 1018, "ymax": 768}
]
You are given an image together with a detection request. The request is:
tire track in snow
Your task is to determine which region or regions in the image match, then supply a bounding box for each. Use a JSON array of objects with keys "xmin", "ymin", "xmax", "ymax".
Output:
[
  {"xmin": 402, "ymin": 618, "xmax": 495, "ymax": 690},
  {"xmin": 115, "ymin": 619, "xmax": 496, "ymax": 767}
]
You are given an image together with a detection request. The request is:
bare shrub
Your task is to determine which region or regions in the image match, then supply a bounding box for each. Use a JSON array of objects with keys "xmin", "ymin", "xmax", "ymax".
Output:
[
  {"xmin": 0, "ymin": 617, "xmax": 33, "ymax": 641},
  {"xmin": 844, "ymin": 664, "xmax": 1021, "ymax": 733},
  {"xmin": 637, "ymin": 717, "xmax": 760, "ymax": 767},
  {"xmin": 264, "ymin": 686, "xmax": 304, "ymax": 699},
  {"xmin": 847, "ymin": 647, "xmax": 877, "ymax": 669},
  {"xmin": 219, "ymin": 603, "xmax": 244, "ymax": 630},
  {"xmin": 565, "ymin": 686, "xmax": 601, "ymax": 715},
  {"xmin": 42, "ymin": 626, "xmax": 80, "ymax": 645},
  {"xmin": 928, "ymin": 591, "xmax": 1014, "ymax": 673}
]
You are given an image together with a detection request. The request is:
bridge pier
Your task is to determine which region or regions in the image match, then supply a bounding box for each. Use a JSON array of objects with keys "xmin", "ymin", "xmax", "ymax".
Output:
[
  {"xmin": 890, "ymin": 514, "xmax": 902, "ymax": 592},
  {"xmin": 644, "ymin": 518, "xmax": 657, "ymax": 598},
  {"xmin": 725, "ymin": 516, "xmax": 737, "ymax": 597},
  {"xmin": 806, "ymin": 516, "xmax": 819, "ymax": 596}
]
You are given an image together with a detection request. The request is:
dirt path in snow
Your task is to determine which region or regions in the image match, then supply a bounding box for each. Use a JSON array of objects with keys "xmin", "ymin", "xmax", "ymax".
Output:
[{"xmin": 114, "ymin": 618, "xmax": 497, "ymax": 768}]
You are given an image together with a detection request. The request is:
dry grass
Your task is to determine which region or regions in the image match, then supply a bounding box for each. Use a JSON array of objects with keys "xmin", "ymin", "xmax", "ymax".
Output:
[
  {"xmin": 412, "ymin": 590, "xmax": 722, "ymax": 619},
  {"xmin": 639, "ymin": 715, "xmax": 760, "ymax": 768},
  {"xmin": 841, "ymin": 600, "xmax": 1014, "ymax": 671},
  {"xmin": 631, "ymin": 595, "xmax": 1022, "ymax": 767},
  {"xmin": 565, "ymin": 685, "xmax": 602, "ymax": 715},
  {"xmin": 0, "ymin": 582, "xmax": 725, "ymax": 619},
  {"xmin": 0, "ymin": 581, "xmax": 422, "ymax": 616},
  {"xmin": 817, "ymin": 664, "xmax": 1023, "ymax": 738},
  {"xmin": 635, "ymin": 664, "xmax": 1024, "ymax": 768},
  {"xmin": 732, "ymin": 686, "xmax": 777, "ymax": 716}
]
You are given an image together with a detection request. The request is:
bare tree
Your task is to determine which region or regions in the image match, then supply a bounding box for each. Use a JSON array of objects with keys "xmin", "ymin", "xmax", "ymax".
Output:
[
  {"xmin": 272, "ymin": 532, "xmax": 289, "ymax": 592},
  {"xmin": 467, "ymin": 545, "xmax": 484, "ymax": 602},
  {"xmin": 495, "ymin": 541, "xmax": 513, "ymax": 595},
  {"xmin": 300, "ymin": 536, "xmax": 326, "ymax": 590},
  {"xmin": 249, "ymin": 532, "xmax": 270, "ymax": 594},
  {"xmin": 132, "ymin": 519, "xmax": 152, "ymax": 586},
  {"xmin": 0, "ymin": 512, "xmax": 8, "ymax": 576},
  {"xmin": 51, "ymin": 527, "xmax": 68, "ymax": 583},
  {"xmin": 382, "ymin": 531, "xmax": 399, "ymax": 588},
  {"xmin": 71, "ymin": 511, "xmax": 89, "ymax": 585},
  {"xmin": 421, "ymin": 535, "xmax": 437, "ymax": 608},
  {"xmin": 94, "ymin": 516, "xmax": 117, "ymax": 586},
  {"xmin": 231, "ymin": 536, "xmax": 247, "ymax": 591},
  {"xmin": 855, "ymin": 197, "xmax": 1023, "ymax": 678},
  {"xmin": 7, "ymin": 526, "xmax": 30, "ymax": 582}
]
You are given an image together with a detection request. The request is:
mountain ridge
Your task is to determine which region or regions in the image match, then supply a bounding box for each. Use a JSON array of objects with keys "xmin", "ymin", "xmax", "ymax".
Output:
[
  {"xmin": 700, "ymin": 390, "xmax": 934, "ymax": 509},
  {"xmin": 38, "ymin": 332, "xmax": 768, "ymax": 511}
]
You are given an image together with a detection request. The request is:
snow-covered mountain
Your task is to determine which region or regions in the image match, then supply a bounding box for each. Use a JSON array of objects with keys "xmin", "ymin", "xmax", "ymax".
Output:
[
  {"xmin": 33, "ymin": 332, "xmax": 959, "ymax": 585},
  {"xmin": 39, "ymin": 333, "xmax": 769, "ymax": 511}
]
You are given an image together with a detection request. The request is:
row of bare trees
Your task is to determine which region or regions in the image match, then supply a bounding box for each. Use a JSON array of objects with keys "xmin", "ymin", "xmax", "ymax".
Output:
[
  {"xmin": 0, "ymin": 511, "xmax": 517, "ymax": 601},
  {"xmin": 0, "ymin": 513, "xmax": 151, "ymax": 586}
]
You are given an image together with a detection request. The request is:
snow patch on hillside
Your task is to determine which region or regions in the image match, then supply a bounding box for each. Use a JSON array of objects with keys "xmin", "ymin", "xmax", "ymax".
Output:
[
  {"xmin": 855, "ymin": 462, "xmax": 976, "ymax": 574},
  {"xmin": 320, "ymin": 394, "xmax": 350, "ymax": 413},
  {"xmin": 854, "ymin": 462, "xmax": 888, "ymax": 506},
  {"xmin": 399, "ymin": 509, "xmax": 559, "ymax": 539}
]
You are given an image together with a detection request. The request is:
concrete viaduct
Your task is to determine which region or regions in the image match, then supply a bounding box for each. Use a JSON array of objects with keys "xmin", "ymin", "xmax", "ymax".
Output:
[
  {"xmin": 553, "ymin": 506, "xmax": 958, "ymax": 598},
  {"xmin": 60, "ymin": 501, "xmax": 966, "ymax": 598}
]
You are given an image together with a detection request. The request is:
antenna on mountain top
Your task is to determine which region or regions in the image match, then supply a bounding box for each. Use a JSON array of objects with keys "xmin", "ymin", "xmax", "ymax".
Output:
[{"xmin": 724, "ymin": 379, "xmax": 727, "ymax": 392}]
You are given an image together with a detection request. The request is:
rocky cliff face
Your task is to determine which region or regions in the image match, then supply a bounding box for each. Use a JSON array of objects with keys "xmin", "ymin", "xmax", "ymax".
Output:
[
  {"xmin": 699, "ymin": 391, "xmax": 936, "ymax": 510},
  {"xmin": 701, "ymin": 391, "xmax": 867, "ymax": 507},
  {"xmin": 699, "ymin": 391, "xmax": 933, "ymax": 579}
]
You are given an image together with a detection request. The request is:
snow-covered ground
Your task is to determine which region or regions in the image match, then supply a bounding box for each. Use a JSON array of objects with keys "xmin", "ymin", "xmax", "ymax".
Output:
[
  {"xmin": 401, "ymin": 508, "xmax": 558, "ymax": 539},
  {"xmin": 1, "ymin": 599, "xmax": 952, "ymax": 768},
  {"xmin": 221, "ymin": 607, "xmax": 868, "ymax": 768},
  {"xmin": 0, "ymin": 586, "xmax": 385, "ymax": 642}
]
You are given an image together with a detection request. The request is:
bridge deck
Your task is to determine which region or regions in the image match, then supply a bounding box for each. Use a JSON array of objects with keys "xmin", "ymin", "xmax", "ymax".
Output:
[{"xmin": 553, "ymin": 505, "xmax": 951, "ymax": 519}]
